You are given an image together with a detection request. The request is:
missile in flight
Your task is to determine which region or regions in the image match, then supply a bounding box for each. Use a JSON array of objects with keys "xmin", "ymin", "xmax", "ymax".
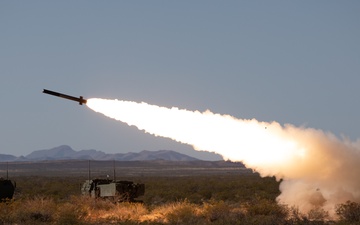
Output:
[{"xmin": 43, "ymin": 89, "xmax": 87, "ymax": 105}]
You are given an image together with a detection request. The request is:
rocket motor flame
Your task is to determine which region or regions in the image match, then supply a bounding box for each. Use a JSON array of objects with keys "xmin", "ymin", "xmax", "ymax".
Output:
[{"xmin": 86, "ymin": 98, "xmax": 360, "ymax": 215}]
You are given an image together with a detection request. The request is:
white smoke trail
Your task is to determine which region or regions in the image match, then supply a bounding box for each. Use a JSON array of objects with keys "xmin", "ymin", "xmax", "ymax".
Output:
[{"xmin": 87, "ymin": 98, "xmax": 360, "ymax": 215}]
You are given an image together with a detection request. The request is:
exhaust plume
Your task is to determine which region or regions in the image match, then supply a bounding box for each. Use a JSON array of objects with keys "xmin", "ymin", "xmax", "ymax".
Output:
[{"xmin": 87, "ymin": 98, "xmax": 360, "ymax": 215}]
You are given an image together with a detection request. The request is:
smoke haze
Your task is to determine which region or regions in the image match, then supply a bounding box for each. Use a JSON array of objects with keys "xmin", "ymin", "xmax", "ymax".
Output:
[{"xmin": 87, "ymin": 98, "xmax": 360, "ymax": 215}]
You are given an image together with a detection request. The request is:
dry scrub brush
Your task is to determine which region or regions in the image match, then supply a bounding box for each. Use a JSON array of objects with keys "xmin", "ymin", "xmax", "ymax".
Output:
[{"xmin": 1, "ymin": 196, "xmax": 360, "ymax": 224}]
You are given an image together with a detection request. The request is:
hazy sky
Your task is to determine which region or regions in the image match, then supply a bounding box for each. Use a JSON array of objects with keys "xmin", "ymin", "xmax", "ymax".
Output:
[{"xmin": 1, "ymin": 1, "xmax": 359, "ymax": 160}]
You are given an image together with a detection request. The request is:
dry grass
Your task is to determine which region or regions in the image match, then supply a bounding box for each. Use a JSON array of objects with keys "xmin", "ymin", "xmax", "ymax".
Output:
[
  {"xmin": 1, "ymin": 175, "xmax": 358, "ymax": 224},
  {"xmin": 2, "ymin": 196, "xmax": 354, "ymax": 225},
  {"xmin": 0, "ymin": 197, "xmax": 252, "ymax": 224}
]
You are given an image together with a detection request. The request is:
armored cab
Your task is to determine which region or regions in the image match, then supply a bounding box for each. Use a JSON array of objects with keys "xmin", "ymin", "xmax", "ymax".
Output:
[
  {"xmin": 0, "ymin": 178, "xmax": 16, "ymax": 201},
  {"xmin": 81, "ymin": 179, "xmax": 145, "ymax": 202}
]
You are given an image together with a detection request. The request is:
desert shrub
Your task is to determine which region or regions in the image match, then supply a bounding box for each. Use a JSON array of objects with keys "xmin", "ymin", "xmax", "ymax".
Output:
[
  {"xmin": 61, "ymin": 196, "xmax": 148, "ymax": 224},
  {"xmin": 143, "ymin": 177, "xmax": 186, "ymax": 204},
  {"xmin": 75, "ymin": 195, "xmax": 115, "ymax": 212},
  {"xmin": 202, "ymin": 200, "xmax": 246, "ymax": 224},
  {"xmin": 307, "ymin": 207, "xmax": 329, "ymax": 223},
  {"xmin": 245, "ymin": 197, "xmax": 288, "ymax": 225},
  {"xmin": 95, "ymin": 202, "xmax": 149, "ymax": 223},
  {"xmin": 246, "ymin": 198, "xmax": 287, "ymax": 217},
  {"xmin": 14, "ymin": 176, "xmax": 81, "ymax": 200},
  {"xmin": 55, "ymin": 201, "xmax": 87, "ymax": 225},
  {"xmin": 286, "ymin": 206, "xmax": 311, "ymax": 225},
  {"xmin": 336, "ymin": 201, "xmax": 360, "ymax": 223},
  {"xmin": 202, "ymin": 200, "xmax": 231, "ymax": 222},
  {"xmin": 164, "ymin": 200, "xmax": 203, "ymax": 225},
  {"xmin": 247, "ymin": 214, "xmax": 293, "ymax": 225},
  {"xmin": 113, "ymin": 202, "xmax": 148, "ymax": 221},
  {"xmin": 142, "ymin": 174, "xmax": 280, "ymax": 206},
  {"xmin": 15, "ymin": 196, "xmax": 57, "ymax": 224},
  {"xmin": 0, "ymin": 199, "xmax": 19, "ymax": 224}
]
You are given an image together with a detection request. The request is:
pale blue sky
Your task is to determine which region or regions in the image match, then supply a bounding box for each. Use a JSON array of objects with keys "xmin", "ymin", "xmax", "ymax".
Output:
[{"xmin": 1, "ymin": 1, "xmax": 359, "ymax": 160}]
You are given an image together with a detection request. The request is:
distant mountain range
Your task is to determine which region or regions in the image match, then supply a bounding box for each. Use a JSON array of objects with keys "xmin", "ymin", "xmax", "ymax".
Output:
[{"xmin": 0, "ymin": 145, "xmax": 200, "ymax": 162}]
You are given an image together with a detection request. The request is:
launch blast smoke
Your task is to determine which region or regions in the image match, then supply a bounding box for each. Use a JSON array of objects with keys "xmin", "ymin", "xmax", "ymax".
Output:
[{"xmin": 86, "ymin": 98, "xmax": 360, "ymax": 216}]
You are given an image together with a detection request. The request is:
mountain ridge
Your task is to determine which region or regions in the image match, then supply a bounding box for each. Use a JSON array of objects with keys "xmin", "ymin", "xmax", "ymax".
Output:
[{"xmin": 1, "ymin": 145, "xmax": 200, "ymax": 162}]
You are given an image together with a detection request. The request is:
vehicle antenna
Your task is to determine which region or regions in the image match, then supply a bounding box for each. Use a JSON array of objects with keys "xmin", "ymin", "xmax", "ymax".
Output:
[
  {"xmin": 88, "ymin": 160, "xmax": 91, "ymax": 181},
  {"xmin": 113, "ymin": 160, "xmax": 116, "ymax": 182}
]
